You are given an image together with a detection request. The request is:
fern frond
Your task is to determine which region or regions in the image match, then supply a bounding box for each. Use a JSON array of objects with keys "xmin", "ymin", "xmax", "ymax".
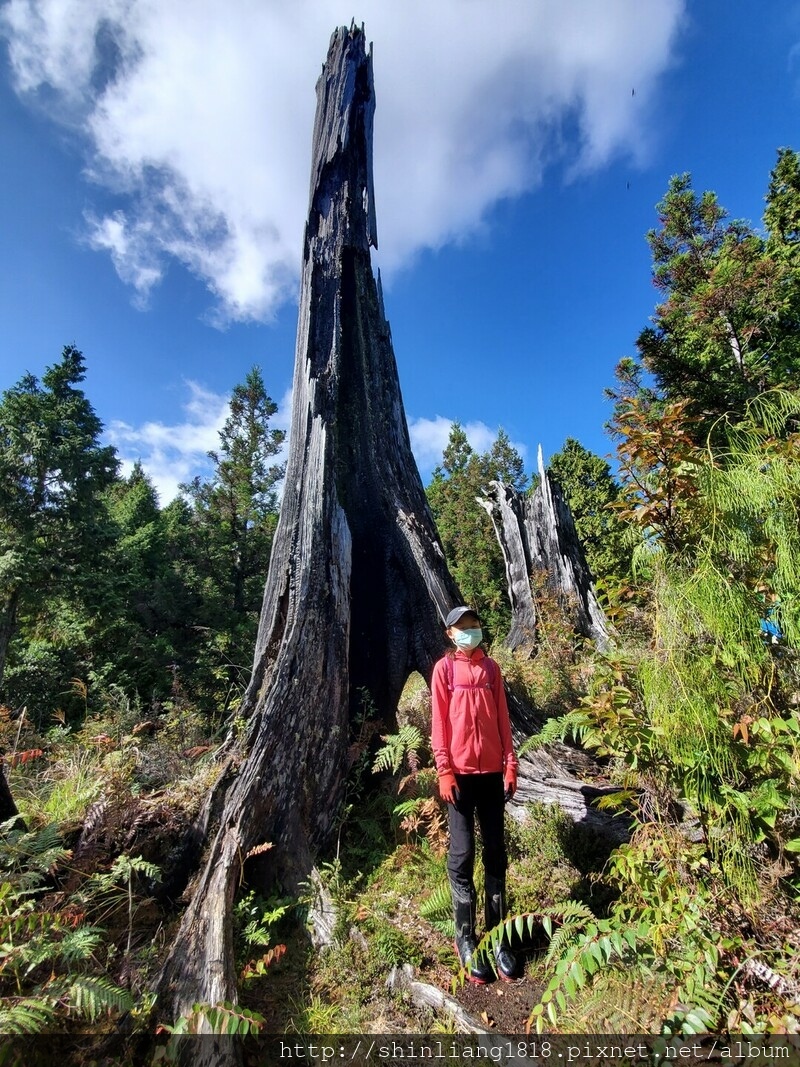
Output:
[
  {"xmin": 393, "ymin": 797, "xmax": 426, "ymax": 818},
  {"xmin": 0, "ymin": 999, "xmax": 56, "ymax": 1034},
  {"xmin": 530, "ymin": 914, "xmax": 644, "ymax": 1033},
  {"xmin": 66, "ymin": 974, "xmax": 134, "ymax": 1021},
  {"xmin": 420, "ymin": 882, "xmax": 452, "ymax": 924},
  {"xmin": 57, "ymin": 925, "xmax": 104, "ymax": 964},
  {"xmin": 397, "ymin": 772, "xmax": 420, "ymax": 798},
  {"xmin": 563, "ymin": 967, "xmax": 670, "ymax": 1032},
  {"xmin": 0, "ymin": 822, "xmax": 69, "ymax": 885},
  {"xmin": 541, "ymin": 903, "xmax": 594, "ymax": 965},
  {"xmin": 372, "ymin": 725, "xmax": 425, "ymax": 775},
  {"xmin": 108, "ymin": 854, "xmax": 162, "ymax": 884},
  {"xmin": 242, "ymin": 919, "xmax": 272, "ymax": 948},
  {"xmin": 546, "ymin": 900, "xmax": 595, "ymax": 924},
  {"xmin": 595, "ymin": 789, "xmax": 637, "ymax": 811}
]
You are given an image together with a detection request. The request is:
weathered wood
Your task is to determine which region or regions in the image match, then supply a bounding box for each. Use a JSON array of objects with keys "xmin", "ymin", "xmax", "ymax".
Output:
[
  {"xmin": 479, "ymin": 447, "xmax": 610, "ymax": 651},
  {"xmin": 154, "ymin": 31, "xmax": 627, "ymax": 1052},
  {"xmin": 477, "ymin": 483, "xmax": 538, "ymax": 651},
  {"xmin": 156, "ymin": 25, "xmax": 460, "ymax": 1034},
  {"xmin": 478, "ymin": 454, "xmax": 624, "ymax": 841},
  {"xmin": 387, "ymin": 964, "xmax": 494, "ymax": 1034},
  {"xmin": 510, "ymin": 752, "xmax": 628, "ymax": 843},
  {"xmin": 742, "ymin": 957, "xmax": 800, "ymax": 1005},
  {"xmin": 304, "ymin": 867, "xmax": 339, "ymax": 950}
]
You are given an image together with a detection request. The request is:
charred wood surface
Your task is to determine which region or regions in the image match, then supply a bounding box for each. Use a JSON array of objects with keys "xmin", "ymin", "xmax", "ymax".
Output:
[
  {"xmin": 0, "ymin": 763, "xmax": 19, "ymax": 825},
  {"xmin": 156, "ymin": 28, "xmax": 624, "ymax": 1045},
  {"xmin": 157, "ymin": 25, "xmax": 460, "ymax": 1027}
]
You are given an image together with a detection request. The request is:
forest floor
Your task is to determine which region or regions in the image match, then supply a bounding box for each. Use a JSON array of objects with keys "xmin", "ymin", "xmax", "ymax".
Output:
[
  {"xmin": 226, "ymin": 792, "xmax": 609, "ymax": 1037},
  {"xmin": 237, "ymin": 894, "xmax": 549, "ymax": 1036},
  {"xmin": 450, "ymin": 969, "xmax": 541, "ymax": 1033},
  {"xmin": 6, "ymin": 702, "xmax": 800, "ymax": 1048}
]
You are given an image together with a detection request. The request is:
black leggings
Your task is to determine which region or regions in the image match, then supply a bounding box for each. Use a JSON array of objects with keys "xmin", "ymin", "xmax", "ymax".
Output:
[{"xmin": 447, "ymin": 772, "xmax": 507, "ymax": 892}]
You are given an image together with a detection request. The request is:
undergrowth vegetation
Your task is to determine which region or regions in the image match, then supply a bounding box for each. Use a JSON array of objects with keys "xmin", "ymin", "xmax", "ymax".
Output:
[
  {"xmin": 516, "ymin": 392, "xmax": 800, "ymax": 1035},
  {"xmin": 3, "ymin": 536, "xmax": 800, "ymax": 1042},
  {"xmin": 0, "ymin": 694, "xmax": 221, "ymax": 1040}
]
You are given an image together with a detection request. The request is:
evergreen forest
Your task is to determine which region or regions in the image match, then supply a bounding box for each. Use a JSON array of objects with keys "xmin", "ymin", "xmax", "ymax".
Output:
[{"xmin": 2, "ymin": 149, "xmax": 800, "ymax": 1050}]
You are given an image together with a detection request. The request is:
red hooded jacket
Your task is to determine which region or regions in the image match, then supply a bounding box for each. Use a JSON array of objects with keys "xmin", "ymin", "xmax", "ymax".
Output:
[{"xmin": 431, "ymin": 648, "xmax": 517, "ymax": 776}]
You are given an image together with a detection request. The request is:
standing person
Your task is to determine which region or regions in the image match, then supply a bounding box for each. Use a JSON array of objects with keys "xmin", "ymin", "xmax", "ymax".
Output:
[{"xmin": 431, "ymin": 605, "xmax": 519, "ymax": 983}]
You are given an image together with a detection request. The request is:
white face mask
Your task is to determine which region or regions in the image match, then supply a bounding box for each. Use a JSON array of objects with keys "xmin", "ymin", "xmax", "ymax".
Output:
[{"xmin": 453, "ymin": 627, "xmax": 482, "ymax": 651}]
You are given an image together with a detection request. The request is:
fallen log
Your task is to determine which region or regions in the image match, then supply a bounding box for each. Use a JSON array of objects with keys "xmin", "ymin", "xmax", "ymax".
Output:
[{"xmin": 387, "ymin": 964, "xmax": 493, "ymax": 1034}]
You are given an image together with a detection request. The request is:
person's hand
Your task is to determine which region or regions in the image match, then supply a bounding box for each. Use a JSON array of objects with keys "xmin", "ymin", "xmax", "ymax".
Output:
[
  {"xmin": 438, "ymin": 770, "xmax": 459, "ymax": 804},
  {"xmin": 504, "ymin": 766, "xmax": 517, "ymax": 802}
]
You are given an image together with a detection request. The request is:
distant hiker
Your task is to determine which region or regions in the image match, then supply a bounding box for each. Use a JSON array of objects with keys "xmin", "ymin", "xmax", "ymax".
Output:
[{"xmin": 431, "ymin": 605, "xmax": 519, "ymax": 983}]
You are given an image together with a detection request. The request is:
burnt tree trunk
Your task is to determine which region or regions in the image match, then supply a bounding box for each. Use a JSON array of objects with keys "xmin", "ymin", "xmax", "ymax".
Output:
[
  {"xmin": 0, "ymin": 763, "xmax": 19, "ymax": 825},
  {"xmin": 0, "ymin": 589, "xmax": 20, "ymax": 691},
  {"xmin": 479, "ymin": 446, "xmax": 610, "ymax": 652},
  {"xmin": 156, "ymin": 28, "xmax": 624, "ymax": 1043},
  {"xmin": 157, "ymin": 24, "xmax": 460, "ymax": 1025}
]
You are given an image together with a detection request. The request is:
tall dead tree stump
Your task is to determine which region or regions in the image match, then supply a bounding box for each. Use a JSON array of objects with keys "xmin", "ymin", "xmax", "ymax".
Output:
[
  {"xmin": 156, "ymin": 28, "xmax": 623, "ymax": 1047},
  {"xmin": 157, "ymin": 24, "xmax": 461, "ymax": 1025}
]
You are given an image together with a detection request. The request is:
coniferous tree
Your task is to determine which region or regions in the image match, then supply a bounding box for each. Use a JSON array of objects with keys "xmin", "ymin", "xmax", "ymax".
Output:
[
  {"xmin": 610, "ymin": 159, "xmax": 800, "ymax": 446},
  {"xmin": 547, "ymin": 438, "xmax": 631, "ymax": 582},
  {"xmin": 427, "ymin": 425, "xmax": 527, "ymax": 642},
  {"xmin": 0, "ymin": 347, "xmax": 118, "ymax": 714},
  {"xmin": 92, "ymin": 462, "xmax": 194, "ymax": 701},
  {"xmin": 763, "ymin": 148, "xmax": 800, "ymax": 386},
  {"xmin": 765, "ymin": 148, "xmax": 800, "ymax": 249},
  {"xmin": 180, "ymin": 367, "xmax": 285, "ymax": 709},
  {"xmin": 595, "ymin": 151, "xmax": 800, "ymax": 886}
]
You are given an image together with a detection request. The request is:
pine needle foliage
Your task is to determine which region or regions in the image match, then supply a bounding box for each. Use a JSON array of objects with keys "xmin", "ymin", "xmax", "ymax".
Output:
[{"xmin": 569, "ymin": 390, "xmax": 800, "ymax": 893}]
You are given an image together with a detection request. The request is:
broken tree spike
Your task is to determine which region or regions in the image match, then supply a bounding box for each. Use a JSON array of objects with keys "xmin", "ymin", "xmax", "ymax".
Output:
[
  {"xmin": 155, "ymin": 30, "xmax": 622, "ymax": 1056},
  {"xmin": 156, "ymin": 24, "xmax": 461, "ymax": 1040},
  {"xmin": 479, "ymin": 444, "xmax": 610, "ymax": 652}
]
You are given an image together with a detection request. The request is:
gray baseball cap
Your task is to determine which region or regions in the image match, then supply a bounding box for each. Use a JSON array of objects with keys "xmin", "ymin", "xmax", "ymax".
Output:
[{"xmin": 445, "ymin": 606, "xmax": 480, "ymax": 627}]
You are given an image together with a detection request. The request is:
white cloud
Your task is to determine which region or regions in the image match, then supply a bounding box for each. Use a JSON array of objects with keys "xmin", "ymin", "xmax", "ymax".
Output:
[
  {"xmin": 409, "ymin": 415, "xmax": 455, "ymax": 473},
  {"xmin": 86, "ymin": 208, "xmax": 163, "ymax": 303},
  {"xmin": 106, "ymin": 379, "xmax": 292, "ymax": 505},
  {"xmin": 409, "ymin": 415, "xmax": 526, "ymax": 480},
  {"xmin": 1, "ymin": 0, "xmax": 686, "ymax": 321},
  {"xmin": 107, "ymin": 380, "xmax": 229, "ymax": 504},
  {"xmin": 109, "ymin": 387, "xmax": 514, "ymax": 503}
]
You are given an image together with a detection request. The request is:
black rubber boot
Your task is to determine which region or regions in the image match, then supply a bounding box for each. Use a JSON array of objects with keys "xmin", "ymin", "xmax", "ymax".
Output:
[
  {"xmin": 485, "ymin": 875, "xmax": 519, "ymax": 981},
  {"xmin": 452, "ymin": 884, "xmax": 492, "ymax": 984}
]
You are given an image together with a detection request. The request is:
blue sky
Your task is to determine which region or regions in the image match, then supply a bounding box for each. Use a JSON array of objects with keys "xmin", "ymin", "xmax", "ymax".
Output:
[{"xmin": 1, "ymin": 1, "xmax": 799, "ymax": 503}]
